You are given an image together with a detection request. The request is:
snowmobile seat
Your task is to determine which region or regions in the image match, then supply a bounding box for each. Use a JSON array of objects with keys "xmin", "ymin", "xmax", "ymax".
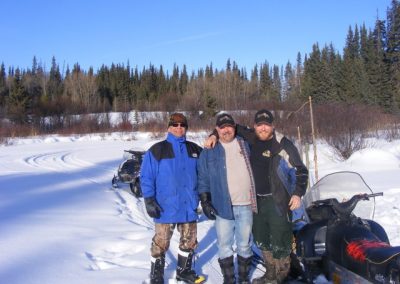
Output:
[
  {"xmin": 347, "ymin": 240, "xmax": 400, "ymax": 264},
  {"xmin": 366, "ymin": 245, "xmax": 400, "ymax": 264}
]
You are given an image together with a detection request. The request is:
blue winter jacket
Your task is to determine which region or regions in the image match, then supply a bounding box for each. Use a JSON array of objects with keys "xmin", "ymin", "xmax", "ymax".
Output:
[
  {"xmin": 140, "ymin": 133, "xmax": 202, "ymax": 223},
  {"xmin": 197, "ymin": 137, "xmax": 257, "ymax": 220}
]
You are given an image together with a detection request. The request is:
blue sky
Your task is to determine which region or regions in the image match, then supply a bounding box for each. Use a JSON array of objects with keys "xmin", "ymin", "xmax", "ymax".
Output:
[{"xmin": 0, "ymin": 0, "xmax": 392, "ymax": 74}]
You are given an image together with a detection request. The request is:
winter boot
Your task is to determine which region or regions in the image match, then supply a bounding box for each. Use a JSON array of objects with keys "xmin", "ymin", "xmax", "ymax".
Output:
[
  {"xmin": 251, "ymin": 250, "xmax": 277, "ymax": 284},
  {"xmin": 218, "ymin": 255, "xmax": 235, "ymax": 284},
  {"xmin": 150, "ymin": 254, "xmax": 165, "ymax": 284},
  {"xmin": 275, "ymin": 256, "xmax": 290, "ymax": 284},
  {"xmin": 237, "ymin": 255, "xmax": 252, "ymax": 284},
  {"xmin": 176, "ymin": 248, "xmax": 206, "ymax": 283}
]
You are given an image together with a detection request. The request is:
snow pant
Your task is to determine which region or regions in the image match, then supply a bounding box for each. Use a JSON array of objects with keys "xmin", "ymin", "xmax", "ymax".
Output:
[
  {"xmin": 150, "ymin": 221, "xmax": 198, "ymax": 258},
  {"xmin": 253, "ymin": 195, "xmax": 292, "ymax": 259}
]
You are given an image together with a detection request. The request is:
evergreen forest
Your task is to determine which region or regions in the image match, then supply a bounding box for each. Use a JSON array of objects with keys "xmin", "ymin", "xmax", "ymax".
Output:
[{"xmin": 1, "ymin": 1, "xmax": 400, "ymax": 145}]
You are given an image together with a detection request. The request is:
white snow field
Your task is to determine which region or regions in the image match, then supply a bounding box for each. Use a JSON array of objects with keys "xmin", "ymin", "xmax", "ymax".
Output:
[{"xmin": 0, "ymin": 132, "xmax": 399, "ymax": 284}]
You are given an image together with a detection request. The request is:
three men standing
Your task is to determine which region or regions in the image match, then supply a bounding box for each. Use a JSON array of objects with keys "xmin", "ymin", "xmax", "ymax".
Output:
[{"xmin": 140, "ymin": 110, "xmax": 308, "ymax": 284}]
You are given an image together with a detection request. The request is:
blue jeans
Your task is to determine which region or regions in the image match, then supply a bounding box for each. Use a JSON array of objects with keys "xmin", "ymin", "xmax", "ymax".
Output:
[{"xmin": 215, "ymin": 205, "xmax": 253, "ymax": 259}]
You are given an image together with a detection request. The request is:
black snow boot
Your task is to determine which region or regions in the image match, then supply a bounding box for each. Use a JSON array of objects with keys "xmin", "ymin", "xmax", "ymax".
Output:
[
  {"xmin": 218, "ymin": 255, "xmax": 236, "ymax": 284},
  {"xmin": 237, "ymin": 255, "xmax": 252, "ymax": 284},
  {"xmin": 176, "ymin": 249, "xmax": 206, "ymax": 283},
  {"xmin": 150, "ymin": 254, "xmax": 165, "ymax": 284}
]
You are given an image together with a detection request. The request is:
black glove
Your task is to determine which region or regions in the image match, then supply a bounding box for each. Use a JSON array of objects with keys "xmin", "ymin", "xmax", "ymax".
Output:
[
  {"xmin": 144, "ymin": 197, "xmax": 163, "ymax": 218},
  {"xmin": 200, "ymin": 192, "xmax": 216, "ymax": 220}
]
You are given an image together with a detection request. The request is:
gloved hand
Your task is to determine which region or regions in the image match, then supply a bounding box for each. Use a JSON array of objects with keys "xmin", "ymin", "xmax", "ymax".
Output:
[
  {"xmin": 200, "ymin": 192, "xmax": 216, "ymax": 220},
  {"xmin": 144, "ymin": 197, "xmax": 163, "ymax": 218}
]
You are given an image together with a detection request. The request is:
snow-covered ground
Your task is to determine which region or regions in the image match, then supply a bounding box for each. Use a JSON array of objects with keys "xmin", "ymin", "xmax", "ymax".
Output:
[{"xmin": 0, "ymin": 132, "xmax": 399, "ymax": 284}]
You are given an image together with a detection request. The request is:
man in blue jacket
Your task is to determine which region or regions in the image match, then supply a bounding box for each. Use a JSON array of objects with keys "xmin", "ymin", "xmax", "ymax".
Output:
[
  {"xmin": 197, "ymin": 113, "xmax": 258, "ymax": 284},
  {"xmin": 140, "ymin": 113, "xmax": 205, "ymax": 284}
]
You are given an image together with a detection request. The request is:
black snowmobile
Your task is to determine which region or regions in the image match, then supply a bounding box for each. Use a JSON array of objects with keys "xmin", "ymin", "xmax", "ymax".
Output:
[
  {"xmin": 294, "ymin": 171, "xmax": 400, "ymax": 283},
  {"xmin": 111, "ymin": 149, "xmax": 145, "ymax": 198}
]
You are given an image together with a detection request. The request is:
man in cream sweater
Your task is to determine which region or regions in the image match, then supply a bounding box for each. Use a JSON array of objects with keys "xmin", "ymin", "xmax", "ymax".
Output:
[{"xmin": 197, "ymin": 113, "xmax": 257, "ymax": 284}]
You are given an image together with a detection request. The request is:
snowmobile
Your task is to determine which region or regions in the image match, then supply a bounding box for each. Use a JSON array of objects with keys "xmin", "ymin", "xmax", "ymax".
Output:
[
  {"xmin": 294, "ymin": 171, "xmax": 400, "ymax": 283},
  {"xmin": 111, "ymin": 149, "xmax": 145, "ymax": 198}
]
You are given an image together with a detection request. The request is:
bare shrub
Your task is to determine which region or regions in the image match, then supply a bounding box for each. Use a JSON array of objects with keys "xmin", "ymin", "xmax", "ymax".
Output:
[
  {"xmin": 378, "ymin": 115, "xmax": 400, "ymax": 141},
  {"xmin": 384, "ymin": 124, "xmax": 400, "ymax": 141},
  {"xmin": 325, "ymin": 130, "xmax": 366, "ymax": 160},
  {"xmin": 316, "ymin": 104, "xmax": 376, "ymax": 160},
  {"xmin": 0, "ymin": 120, "xmax": 33, "ymax": 143},
  {"xmin": 97, "ymin": 113, "xmax": 112, "ymax": 131},
  {"xmin": 0, "ymin": 120, "xmax": 12, "ymax": 144},
  {"xmin": 115, "ymin": 112, "xmax": 133, "ymax": 132},
  {"xmin": 137, "ymin": 118, "xmax": 167, "ymax": 134},
  {"xmin": 58, "ymin": 114, "xmax": 101, "ymax": 135},
  {"xmin": 282, "ymin": 103, "xmax": 390, "ymax": 160},
  {"xmin": 187, "ymin": 112, "xmax": 213, "ymax": 131}
]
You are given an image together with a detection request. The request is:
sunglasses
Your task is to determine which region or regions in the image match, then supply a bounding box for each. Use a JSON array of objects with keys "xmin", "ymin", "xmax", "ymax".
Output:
[{"xmin": 171, "ymin": 123, "xmax": 187, "ymax": 128}]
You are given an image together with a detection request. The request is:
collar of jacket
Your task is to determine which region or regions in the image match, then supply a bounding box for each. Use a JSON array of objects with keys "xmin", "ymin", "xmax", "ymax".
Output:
[
  {"xmin": 256, "ymin": 134, "xmax": 282, "ymax": 156},
  {"xmin": 167, "ymin": 132, "xmax": 186, "ymax": 144},
  {"xmin": 216, "ymin": 136, "xmax": 246, "ymax": 146}
]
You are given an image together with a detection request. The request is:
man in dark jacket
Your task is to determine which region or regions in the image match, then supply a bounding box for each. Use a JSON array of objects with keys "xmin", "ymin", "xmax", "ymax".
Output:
[
  {"xmin": 207, "ymin": 109, "xmax": 308, "ymax": 284},
  {"xmin": 197, "ymin": 113, "xmax": 257, "ymax": 284},
  {"xmin": 140, "ymin": 113, "xmax": 205, "ymax": 284}
]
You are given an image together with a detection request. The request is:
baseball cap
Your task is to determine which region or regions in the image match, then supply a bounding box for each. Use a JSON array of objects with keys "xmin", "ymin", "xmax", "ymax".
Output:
[
  {"xmin": 216, "ymin": 113, "xmax": 235, "ymax": 128},
  {"xmin": 254, "ymin": 109, "xmax": 274, "ymax": 125}
]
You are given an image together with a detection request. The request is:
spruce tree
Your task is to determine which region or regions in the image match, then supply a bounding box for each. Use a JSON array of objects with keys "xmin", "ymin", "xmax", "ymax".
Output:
[
  {"xmin": 158, "ymin": 65, "xmax": 167, "ymax": 97},
  {"xmin": 271, "ymin": 65, "xmax": 281, "ymax": 102},
  {"xmin": 96, "ymin": 65, "xmax": 112, "ymax": 110},
  {"xmin": 32, "ymin": 56, "xmax": 38, "ymax": 75},
  {"xmin": 259, "ymin": 62, "xmax": 271, "ymax": 99},
  {"xmin": 302, "ymin": 43, "xmax": 324, "ymax": 102},
  {"xmin": 170, "ymin": 64, "xmax": 180, "ymax": 94},
  {"xmin": 226, "ymin": 58, "xmax": 231, "ymax": 72},
  {"xmin": 0, "ymin": 63, "xmax": 8, "ymax": 110},
  {"xmin": 8, "ymin": 68, "xmax": 30, "ymax": 123},
  {"xmin": 340, "ymin": 26, "xmax": 369, "ymax": 103},
  {"xmin": 320, "ymin": 45, "xmax": 338, "ymax": 102},
  {"xmin": 25, "ymin": 58, "xmax": 43, "ymax": 113},
  {"xmin": 365, "ymin": 19, "xmax": 392, "ymax": 109},
  {"xmin": 386, "ymin": 0, "xmax": 400, "ymax": 110},
  {"xmin": 250, "ymin": 64, "xmax": 258, "ymax": 82},
  {"xmin": 295, "ymin": 52, "xmax": 303, "ymax": 101},
  {"xmin": 205, "ymin": 62, "xmax": 214, "ymax": 80},
  {"xmin": 283, "ymin": 62, "xmax": 294, "ymax": 101},
  {"xmin": 46, "ymin": 56, "xmax": 63, "ymax": 100},
  {"xmin": 232, "ymin": 60, "xmax": 239, "ymax": 75},
  {"xmin": 179, "ymin": 64, "xmax": 189, "ymax": 95}
]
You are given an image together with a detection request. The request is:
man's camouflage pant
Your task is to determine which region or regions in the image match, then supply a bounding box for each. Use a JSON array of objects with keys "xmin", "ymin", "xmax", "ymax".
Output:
[{"xmin": 151, "ymin": 221, "xmax": 198, "ymax": 258}]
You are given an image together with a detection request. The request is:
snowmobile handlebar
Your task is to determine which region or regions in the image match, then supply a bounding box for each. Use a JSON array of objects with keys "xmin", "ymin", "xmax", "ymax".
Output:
[
  {"xmin": 313, "ymin": 192, "xmax": 383, "ymax": 217},
  {"xmin": 124, "ymin": 150, "xmax": 145, "ymax": 155},
  {"xmin": 123, "ymin": 150, "xmax": 145, "ymax": 161},
  {"xmin": 363, "ymin": 192, "xmax": 384, "ymax": 198}
]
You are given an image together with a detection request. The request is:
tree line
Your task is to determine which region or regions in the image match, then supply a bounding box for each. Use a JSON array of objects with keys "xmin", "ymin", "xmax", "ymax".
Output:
[{"xmin": 1, "ymin": 0, "xmax": 400, "ymax": 131}]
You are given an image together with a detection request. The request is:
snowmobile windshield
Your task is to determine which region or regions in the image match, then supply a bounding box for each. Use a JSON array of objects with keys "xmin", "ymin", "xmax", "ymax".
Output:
[
  {"xmin": 303, "ymin": 171, "xmax": 376, "ymax": 220},
  {"xmin": 123, "ymin": 149, "xmax": 145, "ymax": 161}
]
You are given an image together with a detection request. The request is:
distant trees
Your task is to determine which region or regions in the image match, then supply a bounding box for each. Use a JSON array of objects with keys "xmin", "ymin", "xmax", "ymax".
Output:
[
  {"xmin": 300, "ymin": 1, "xmax": 400, "ymax": 112},
  {"xmin": 1, "ymin": 0, "xmax": 400, "ymax": 131},
  {"xmin": 8, "ymin": 68, "xmax": 30, "ymax": 124}
]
